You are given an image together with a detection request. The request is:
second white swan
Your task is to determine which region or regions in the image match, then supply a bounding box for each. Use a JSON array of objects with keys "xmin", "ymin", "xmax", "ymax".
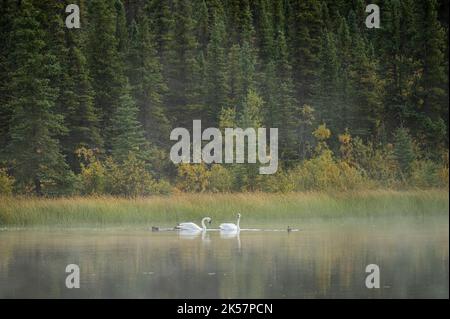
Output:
[
  {"xmin": 219, "ymin": 213, "xmax": 241, "ymax": 232},
  {"xmin": 176, "ymin": 217, "xmax": 211, "ymax": 232}
]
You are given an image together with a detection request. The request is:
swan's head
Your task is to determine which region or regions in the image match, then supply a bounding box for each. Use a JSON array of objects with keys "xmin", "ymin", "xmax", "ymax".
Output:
[
  {"xmin": 205, "ymin": 217, "xmax": 212, "ymax": 224},
  {"xmin": 237, "ymin": 213, "xmax": 241, "ymax": 218}
]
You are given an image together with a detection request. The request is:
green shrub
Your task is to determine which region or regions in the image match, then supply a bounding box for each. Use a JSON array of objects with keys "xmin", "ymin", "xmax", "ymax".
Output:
[
  {"xmin": 257, "ymin": 170, "xmax": 295, "ymax": 193},
  {"xmin": 80, "ymin": 160, "xmax": 106, "ymax": 195},
  {"xmin": 208, "ymin": 165, "xmax": 234, "ymax": 192},
  {"xmin": 176, "ymin": 163, "xmax": 210, "ymax": 192},
  {"xmin": 105, "ymin": 153, "xmax": 157, "ymax": 197},
  {"xmin": 409, "ymin": 160, "xmax": 441, "ymax": 188},
  {"xmin": 352, "ymin": 139, "xmax": 399, "ymax": 187},
  {"xmin": 438, "ymin": 152, "xmax": 449, "ymax": 188},
  {"xmin": 290, "ymin": 150, "xmax": 366, "ymax": 191},
  {"xmin": 393, "ymin": 127, "xmax": 416, "ymax": 177},
  {"xmin": 0, "ymin": 169, "xmax": 14, "ymax": 195},
  {"xmin": 150, "ymin": 179, "xmax": 173, "ymax": 195}
]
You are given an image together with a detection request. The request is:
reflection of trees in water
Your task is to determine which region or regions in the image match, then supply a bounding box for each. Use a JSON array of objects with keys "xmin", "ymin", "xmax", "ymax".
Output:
[{"xmin": 0, "ymin": 223, "xmax": 448, "ymax": 298}]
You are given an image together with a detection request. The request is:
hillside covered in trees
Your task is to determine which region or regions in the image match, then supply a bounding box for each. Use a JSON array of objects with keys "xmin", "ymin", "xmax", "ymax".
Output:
[{"xmin": 0, "ymin": 0, "xmax": 448, "ymax": 196}]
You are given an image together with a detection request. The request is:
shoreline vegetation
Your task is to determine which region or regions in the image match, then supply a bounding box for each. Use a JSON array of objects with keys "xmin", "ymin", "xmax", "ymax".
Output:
[
  {"xmin": 0, "ymin": 1, "xmax": 448, "ymax": 199},
  {"xmin": 0, "ymin": 190, "xmax": 448, "ymax": 227}
]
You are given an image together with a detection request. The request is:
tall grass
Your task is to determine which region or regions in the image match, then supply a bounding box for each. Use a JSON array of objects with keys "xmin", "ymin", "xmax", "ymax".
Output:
[{"xmin": 0, "ymin": 190, "xmax": 448, "ymax": 227}]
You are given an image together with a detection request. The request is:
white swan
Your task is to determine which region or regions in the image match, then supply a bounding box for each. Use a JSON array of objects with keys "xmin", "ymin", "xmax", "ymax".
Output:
[
  {"xmin": 219, "ymin": 213, "xmax": 241, "ymax": 232},
  {"xmin": 176, "ymin": 217, "xmax": 211, "ymax": 232}
]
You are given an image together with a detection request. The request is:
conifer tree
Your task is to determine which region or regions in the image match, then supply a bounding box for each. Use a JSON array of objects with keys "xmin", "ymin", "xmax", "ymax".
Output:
[
  {"xmin": 316, "ymin": 31, "xmax": 341, "ymax": 134},
  {"xmin": 87, "ymin": 0, "xmax": 126, "ymax": 148},
  {"xmin": 193, "ymin": 0, "xmax": 210, "ymax": 53},
  {"xmin": 274, "ymin": 31, "xmax": 301, "ymax": 161},
  {"xmin": 272, "ymin": 0, "xmax": 286, "ymax": 35},
  {"xmin": 62, "ymin": 22, "xmax": 102, "ymax": 171},
  {"xmin": 145, "ymin": 0, "xmax": 175, "ymax": 69},
  {"xmin": 287, "ymin": 0, "xmax": 324, "ymax": 103},
  {"xmin": 127, "ymin": 16, "xmax": 170, "ymax": 147},
  {"xmin": 6, "ymin": 0, "xmax": 70, "ymax": 195},
  {"xmin": 393, "ymin": 127, "xmax": 416, "ymax": 177},
  {"xmin": 379, "ymin": 0, "xmax": 419, "ymax": 132},
  {"xmin": 235, "ymin": 90, "xmax": 264, "ymax": 190},
  {"xmin": 115, "ymin": 0, "xmax": 129, "ymax": 56},
  {"xmin": 238, "ymin": 90, "xmax": 263, "ymax": 129},
  {"xmin": 110, "ymin": 82, "xmax": 147, "ymax": 162},
  {"xmin": 416, "ymin": 0, "xmax": 448, "ymax": 154},
  {"xmin": 166, "ymin": 0, "xmax": 203, "ymax": 127},
  {"xmin": 239, "ymin": 40, "xmax": 258, "ymax": 107},
  {"xmin": 0, "ymin": 0, "xmax": 16, "ymax": 155},
  {"xmin": 347, "ymin": 33, "xmax": 382, "ymax": 140},
  {"xmin": 227, "ymin": 0, "xmax": 254, "ymax": 44},
  {"xmin": 34, "ymin": 0, "xmax": 67, "ymax": 116},
  {"xmin": 205, "ymin": 11, "xmax": 229, "ymax": 125},
  {"xmin": 254, "ymin": 0, "xmax": 274, "ymax": 62},
  {"xmin": 239, "ymin": 0, "xmax": 255, "ymax": 44}
]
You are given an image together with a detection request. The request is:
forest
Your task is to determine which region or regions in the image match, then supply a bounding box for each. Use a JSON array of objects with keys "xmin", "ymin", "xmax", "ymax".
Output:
[{"xmin": 0, "ymin": 0, "xmax": 448, "ymax": 196}]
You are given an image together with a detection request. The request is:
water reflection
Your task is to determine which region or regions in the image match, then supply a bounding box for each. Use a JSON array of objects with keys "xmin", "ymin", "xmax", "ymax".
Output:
[
  {"xmin": 177, "ymin": 229, "xmax": 202, "ymax": 240},
  {"xmin": 0, "ymin": 217, "xmax": 448, "ymax": 299},
  {"xmin": 219, "ymin": 231, "xmax": 241, "ymax": 252}
]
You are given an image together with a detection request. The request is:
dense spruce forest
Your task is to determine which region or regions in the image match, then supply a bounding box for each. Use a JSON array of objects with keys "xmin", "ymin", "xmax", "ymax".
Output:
[{"xmin": 0, "ymin": 0, "xmax": 448, "ymax": 196}]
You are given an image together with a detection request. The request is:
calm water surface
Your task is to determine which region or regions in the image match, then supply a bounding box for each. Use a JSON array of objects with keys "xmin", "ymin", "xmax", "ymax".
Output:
[{"xmin": 0, "ymin": 217, "xmax": 448, "ymax": 298}]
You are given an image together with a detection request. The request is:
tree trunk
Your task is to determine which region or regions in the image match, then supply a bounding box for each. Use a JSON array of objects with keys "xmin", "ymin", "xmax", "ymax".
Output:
[{"xmin": 34, "ymin": 177, "xmax": 43, "ymax": 197}]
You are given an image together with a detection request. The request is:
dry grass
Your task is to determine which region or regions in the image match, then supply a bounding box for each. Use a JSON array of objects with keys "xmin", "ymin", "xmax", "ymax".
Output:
[{"xmin": 0, "ymin": 189, "xmax": 448, "ymax": 227}]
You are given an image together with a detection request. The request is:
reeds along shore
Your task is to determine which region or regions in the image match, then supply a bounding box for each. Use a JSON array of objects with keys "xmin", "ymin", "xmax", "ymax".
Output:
[{"xmin": 0, "ymin": 190, "xmax": 448, "ymax": 227}]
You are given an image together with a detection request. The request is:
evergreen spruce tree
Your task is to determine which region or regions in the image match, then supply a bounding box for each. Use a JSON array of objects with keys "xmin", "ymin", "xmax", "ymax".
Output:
[
  {"xmin": 205, "ymin": 11, "xmax": 229, "ymax": 125},
  {"xmin": 127, "ymin": 16, "xmax": 170, "ymax": 148},
  {"xmin": 259, "ymin": 60, "xmax": 278, "ymax": 127},
  {"xmin": 316, "ymin": 31, "xmax": 342, "ymax": 134},
  {"xmin": 6, "ymin": 0, "xmax": 70, "ymax": 195},
  {"xmin": 193, "ymin": 0, "xmax": 210, "ymax": 53},
  {"xmin": 87, "ymin": 0, "xmax": 126, "ymax": 148},
  {"xmin": 238, "ymin": 90, "xmax": 263, "ymax": 129},
  {"xmin": 236, "ymin": 90, "xmax": 264, "ymax": 190},
  {"xmin": 239, "ymin": 0, "xmax": 255, "ymax": 44},
  {"xmin": 287, "ymin": 0, "xmax": 323, "ymax": 104},
  {"xmin": 416, "ymin": 0, "xmax": 448, "ymax": 155},
  {"xmin": 145, "ymin": 0, "xmax": 175, "ymax": 70},
  {"xmin": 239, "ymin": 40, "xmax": 258, "ymax": 108},
  {"xmin": 393, "ymin": 127, "xmax": 416, "ymax": 177},
  {"xmin": 115, "ymin": 0, "xmax": 129, "ymax": 56},
  {"xmin": 227, "ymin": 0, "xmax": 254, "ymax": 44},
  {"xmin": 166, "ymin": 0, "xmax": 203, "ymax": 127},
  {"xmin": 347, "ymin": 33, "xmax": 383, "ymax": 140},
  {"xmin": 272, "ymin": 0, "xmax": 286, "ymax": 35},
  {"xmin": 380, "ymin": 0, "xmax": 419, "ymax": 132},
  {"xmin": 0, "ymin": 0, "xmax": 16, "ymax": 155},
  {"xmin": 274, "ymin": 31, "xmax": 301, "ymax": 161},
  {"xmin": 34, "ymin": 0, "xmax": 68, "ymax": 117},
  {"xmin": 254, "ymin": 0, "xmax": 274, "ymax": 62},
  {"xmin": 334, "ymin": 14, "xmax": 353, "ymax": 137},
  {"xmin": 62, "ymin": 22, "xmax": 102, "ymax": 172},
  {"xmin": 110, "ymin": 82, "xmax": 147, "ymax": 162},
  {"xmin": 227, "ymin": 44, "xmax": 245, "ymax": 110}
]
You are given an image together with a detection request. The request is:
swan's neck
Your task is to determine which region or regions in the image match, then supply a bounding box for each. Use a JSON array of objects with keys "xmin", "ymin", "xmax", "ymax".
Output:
[
  {"xmin": 237, "ymin": 215, "xmax": 241, "ymax": 229},
  {"xmin": 201, "ymin": 218, "xmax": 207, "ymax": 230}
]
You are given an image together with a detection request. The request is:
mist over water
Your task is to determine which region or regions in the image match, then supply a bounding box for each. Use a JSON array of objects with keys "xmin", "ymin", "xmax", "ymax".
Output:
[{"xmin": 0, "ymin": 217, "xmax": 448, "ymax": 299}]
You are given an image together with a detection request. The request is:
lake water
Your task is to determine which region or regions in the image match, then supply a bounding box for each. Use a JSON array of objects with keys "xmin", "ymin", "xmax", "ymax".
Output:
[{"xmin": 0, "ymin": 217, "xmax": 448, "ymax": 299}]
